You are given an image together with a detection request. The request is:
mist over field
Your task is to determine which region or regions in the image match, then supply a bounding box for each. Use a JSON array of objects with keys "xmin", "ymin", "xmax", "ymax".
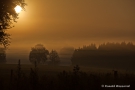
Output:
[
  {"xmin": 0, "ymin": 0, "xmax": 135, "ymax": 89},
  {"xmin": 6, "ymin": 46, "xmax": 74, "ymax": 65},
  {"xmin": 5, "ymin": 42, "xmax": 135, "ymax": 72}
]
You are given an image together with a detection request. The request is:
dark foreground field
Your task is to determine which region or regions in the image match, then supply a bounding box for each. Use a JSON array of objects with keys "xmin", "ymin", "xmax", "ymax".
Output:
[{"xmin": 0, "ymin": 64, "xmax": 135, "ymax": 90}]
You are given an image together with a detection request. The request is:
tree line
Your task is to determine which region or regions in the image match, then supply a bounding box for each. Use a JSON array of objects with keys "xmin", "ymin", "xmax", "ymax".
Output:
[
  {"xmin": 71, "ymin": 42, "xmax": 135, "ymax": 68},
  {"xmin": 77, "ymin": 42, "xmax": 135, "ymax": 51},
  {"xmin": 0, "ymin": 42, "xmax": 135, "ymax": 68}
]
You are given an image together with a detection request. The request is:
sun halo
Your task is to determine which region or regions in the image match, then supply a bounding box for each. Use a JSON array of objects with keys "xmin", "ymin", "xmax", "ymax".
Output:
[{"xmin": 14, "ymin": 5, "xmax": 22, "ymax": 13}]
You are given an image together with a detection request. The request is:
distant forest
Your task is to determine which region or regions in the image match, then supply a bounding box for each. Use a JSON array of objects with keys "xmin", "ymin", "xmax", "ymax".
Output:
[{"xmin": 71, "ymin": 42, "xmax": 135, "ymax": 69}]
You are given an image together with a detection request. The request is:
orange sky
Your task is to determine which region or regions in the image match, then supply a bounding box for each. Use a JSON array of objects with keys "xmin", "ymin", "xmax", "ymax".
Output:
[{"xmin": 6, "ymin": 0, "xmax": 135, "ymax": 63}]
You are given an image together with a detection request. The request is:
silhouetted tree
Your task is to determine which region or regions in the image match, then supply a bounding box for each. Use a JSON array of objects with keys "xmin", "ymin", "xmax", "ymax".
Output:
[
  {"xmin": 49, "ymin": 50, "xmax": 60, "ymax": 65},
  {"xmin": 0, "ymin": 0, "xmax": 26, "ymax": 47},
  {"xmin": 0, "ymin": 47, "xmax": 6, "ymax": 63},
  {"xmin": 29, "ymin": 44, "xmax": 49, "ymax": 64}
]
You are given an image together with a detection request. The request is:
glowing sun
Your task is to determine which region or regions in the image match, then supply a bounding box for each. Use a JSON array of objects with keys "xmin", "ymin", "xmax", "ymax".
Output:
[{"xmin": 14, "ymin": 5, "xmax": 22, "ymax": 13}]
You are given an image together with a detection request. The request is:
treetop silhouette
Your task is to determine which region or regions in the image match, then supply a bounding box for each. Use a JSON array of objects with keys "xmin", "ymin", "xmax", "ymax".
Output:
[{"xmin": 0, "ymin": 0, "xmax": 26, "ymax": 48}]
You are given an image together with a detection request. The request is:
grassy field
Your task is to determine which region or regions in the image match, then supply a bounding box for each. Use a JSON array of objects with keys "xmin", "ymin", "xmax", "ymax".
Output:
[
  {"xmin": 0, "ymin": 64, "xmax": 134, "ymax": 77},
  {"xmin": 0, "ymin": 64, "xmax": 135, "ymax": 90}
]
